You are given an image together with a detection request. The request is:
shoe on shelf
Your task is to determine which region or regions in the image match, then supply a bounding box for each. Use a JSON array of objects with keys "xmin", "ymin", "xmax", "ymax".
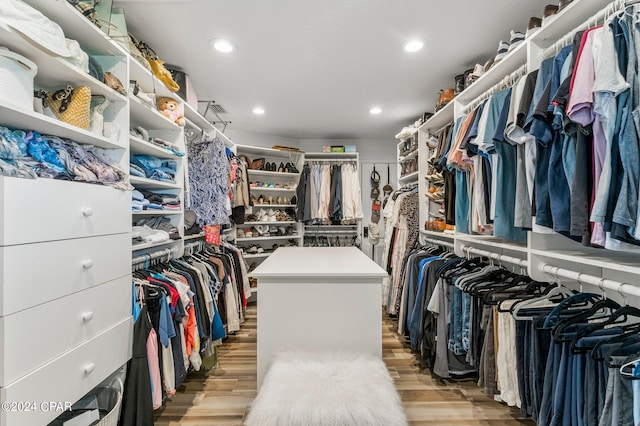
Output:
[
  {"xmin": 291, "ymin": 195, "xmax": 297, "ymax": 205},
  {"xmin": 508, "ymin": 30, "xmax": 525, "ymax": 51},
  {"xmin": 257, "ymin": 195, "xmax": 265, "ymax": 205},
  {"xmin": 277, "ymin": 226, "xmax": 286, "ymax": 235},
  {"xmin": 267, "ymin": 209, "xmax": 277, "ymax": 222},
  {"xmin": 244, "ymin": 229, "xmax": 253, "ymax": 238},
  {"xmin": 250, "ymin": 227, "xmax": 260, "ymax": 237},
  {"xmin": 246, "ymin": 245, "xmax": 258, "ymax": 253},
  {"xmin": 270, "ymin": 225, "xmax": 279, "ymax": 235},
  {"xmin": 237, "ymin": 228, "xmax": 245, "ymax": 238},
  {"xmin": 246, "ymin": 214, "xmax": 257, "ymax": 222},
  {"xmin": 266, "ymin": 195, "xmax": 274, "ymax": 205},
  {"xmin": 256, "ymin": 246, "xmax": 265, "ymax": 254},
  {"xmin": 276, "ymin": 196, "xmax": 283, "ymax": 205},
  {"xmin": 278, "ymin": 162, "xmax": 285, "ymax": 173}
]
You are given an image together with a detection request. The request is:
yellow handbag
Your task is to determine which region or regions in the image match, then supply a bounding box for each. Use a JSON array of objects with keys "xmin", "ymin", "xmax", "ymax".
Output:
[
  {"xmin": 136, "ymin": 41, "xmax": 180, "ymax": 92},
  {"xmin": 43, "ymin": 85, "xmax": 92, "ymax": 130}
]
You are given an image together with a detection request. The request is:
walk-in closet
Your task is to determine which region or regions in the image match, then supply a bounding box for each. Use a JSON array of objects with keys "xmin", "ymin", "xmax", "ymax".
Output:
[{"xmin": 1, "ymin": 0, "xmax": 639, "ymax": 425}]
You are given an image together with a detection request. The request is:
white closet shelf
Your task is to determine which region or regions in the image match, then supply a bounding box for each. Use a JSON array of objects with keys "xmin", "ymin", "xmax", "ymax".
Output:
[
  {"xmin": 132, "ymin": 210, "xmax": 182, "ymax": 215},
  {"xmin": 132, "ymin": 238, "xmax": 181, "ymax": 252},
  {"xmin": 129, "ymin": 136, "xmax": 183, "ymax": 158},
  {"xmin": 247, "ymin": 170, "xmax": 299, "ymax": 178},
  {"xmin": 129, "ymin": 95, "xmax": 181, "ymax": 131},
  {"xmin": 398, "ymin": 150, "xmax": 419, "ymax": 162},
  {"xmin": 0, "ymin": 27, "xmax": 127, "ymax": 103},
  {"xmin": 252, "ymin": 204, "xmax": 297, "ymax": 208},
  {"xmin": 419, "ymin": 100, "xmax": 454, "ymax": 134},
  {"xmin": 22, "ymin": 0, "xmax": 128, "ymax": 56},
  {"xmin": 237, "ymin": 235, "xmax": 302, "ymax": 242},
  {"xmin": 183, "ymin": 234, "xmax": 205, "ymax": 241},
  {"xmin": 129, "ymin": 176, "xmax": 181, "ymax": 189},
  {"xmin": 0, "ymin": 102, "xmax": 126, "ymax": 150},
  {"xmin": 305, "ymin": 152, "xmax": 358, "ymax": 160},
  {"xmin": 399, "ymin": 171, "xmax": 419, "ymax": 184},
  {"xmin": 249, "ymin": 187, "xmax": 296, "ymax": 192},
  {"xmin": 530, "ymin": 248, "xmax": 640, "ymax": 275},
  {"xmin": 454, "ymin": 41, "xmax": 527, "ymax": 105},
  {"xmin": 420, "ymin": 229, "xmax": 455, "ymax": 239},
  {"xmin": 529, "ymin": 0, "xmax": 614, "ymax": 48},
  {"xmin": 241, "ymin": 221, "xmax": 297, "ymax": 225},
  {"xmin": 236, "ymin": 144, "xmax": 303, "ymax": 159},
  {"xmin": 455, "ymin": 233, "xmax": 528, "ymax": 253}
]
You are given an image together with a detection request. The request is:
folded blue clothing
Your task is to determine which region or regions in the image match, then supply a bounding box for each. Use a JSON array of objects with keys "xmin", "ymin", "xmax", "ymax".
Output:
[
  {"xmin": 129, "ymin": 164, "xmax": 146, "ymax": 177},
  {"xmin": 132, "ymin": 189, "xmax": 145, "ymax": 201},
  {"xmin": 147, "ymin": 203, "xmax": 163, "ymax": 210},
  {"xmin": 132, "ymin": 201, "xmax": 144, "ymax": 211}
]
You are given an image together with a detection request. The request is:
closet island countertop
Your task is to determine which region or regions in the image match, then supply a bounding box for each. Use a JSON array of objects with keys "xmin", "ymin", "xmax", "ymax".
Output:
[{"xmin": 251, "ymin": 247, "xmax": 387, "ymax": 279}]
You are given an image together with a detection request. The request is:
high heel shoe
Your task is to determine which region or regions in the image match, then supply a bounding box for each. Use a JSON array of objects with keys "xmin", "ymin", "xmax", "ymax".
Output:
[
  {"xmin": 257, "ymin": 195, "xmax": 265, "ymax": 205},
  {"xmin": 250, "ymin": 194, "xmax": 258, "ymax": 205},
  {"xmin": 278, "ymin": 162, "xmax": 285, "ymax": 173},
  {"xmin": 266, "ymin": 195, "xmax": 274, "ymax": 205},
  {"xmin": 276, "ymin": 196, "xmax": 283, "ymax": 205}
]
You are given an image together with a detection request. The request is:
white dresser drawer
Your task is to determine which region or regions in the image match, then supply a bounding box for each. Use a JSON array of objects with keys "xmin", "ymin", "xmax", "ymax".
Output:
[
  {"xmin": 0, "ymin": 317, "xmax": 132, "ymax": 426},
  {"xmin": 0, "ymin": 177, "xmax": 130, "ymax": 246},
  {"xmin": 0, "ymin": 233, "xmax": 131, "ymax": 316},
  {"xmin": 0, "ymin": 276, "xmax": 130, "ymax": 386}
]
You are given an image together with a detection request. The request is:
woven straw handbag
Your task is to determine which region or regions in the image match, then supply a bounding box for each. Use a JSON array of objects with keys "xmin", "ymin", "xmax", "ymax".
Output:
[{"xmin": 44, "ymin": 85, "xmax": 92, "ymax": 130}]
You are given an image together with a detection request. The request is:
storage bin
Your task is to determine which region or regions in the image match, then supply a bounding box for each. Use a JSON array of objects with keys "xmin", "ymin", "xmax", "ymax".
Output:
[
  {"xmin": 344, "ymin": 145, "xmax": 356, "ymax": 153},
  {"xmin": 0, "ymin": 47, "xmax": 37, "ymax": 111},
  {"xmin": 330, "ymin": 146, "xmax": 345, "ymax": 152}
]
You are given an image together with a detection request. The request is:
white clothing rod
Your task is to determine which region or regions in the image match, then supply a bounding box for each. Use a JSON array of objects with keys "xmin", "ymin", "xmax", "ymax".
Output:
[
  {"xmin": 538, "ymin": 262, "xmax": 640, "ymax": 298},
  {"xmin": 542, "ymin": 0, "xmax": 622, "ymax": 59},
  {"xmin": 460, "ymin": 245, "xmax": 529, "ymax": 268},
  {"xmin": 132, "ymin": 247, "xmax": 176, "ymax": 266},
  {"xmin": 462, "ymin": 64, "xmax": 528, "ymax": 114},
  {"xmin": 423, "ymin": 237, "xmax": 455, "ymax": 250}
]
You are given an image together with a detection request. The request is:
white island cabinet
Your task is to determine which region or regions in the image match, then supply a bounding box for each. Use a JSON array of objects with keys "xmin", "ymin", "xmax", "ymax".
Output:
[{"xmin": 251, "ymin": 247, "xmax": 387, "ymax": 386}]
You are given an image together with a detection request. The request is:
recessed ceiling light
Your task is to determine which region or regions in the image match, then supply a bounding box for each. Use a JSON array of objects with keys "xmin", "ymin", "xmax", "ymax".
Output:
[
  {"xmin": 252, "ymin": 107, "xmax": 265, "ymax": 115},
  {"xmin": 369, "ymin": 106, "xmax": 382, "ymax": 115},
  {"xmin": 210, "ymin": 38, "xmax": 236, "ymax": 53},
  {"xmin": 404, "ymin": 40, "xmax": 424, "ymax": 53}
]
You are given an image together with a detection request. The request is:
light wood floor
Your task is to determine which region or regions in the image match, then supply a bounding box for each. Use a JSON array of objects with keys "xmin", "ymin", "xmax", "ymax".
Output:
[{"xmin": 155, "ymin": 303, "xmax": 534, "ymax": 425}]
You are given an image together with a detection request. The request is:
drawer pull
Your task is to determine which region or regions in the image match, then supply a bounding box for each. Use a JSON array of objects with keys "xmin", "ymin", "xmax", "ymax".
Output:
[
  {"xmin": 81, "ymin": 207, "xmax": 94, "ymax": 217},
  {"xmin": 82, "ymin": 259, "xmax": 94, "ymax": 269},
  {"xmin": 84, "ymin": 363, "xmax": 95, "ymax": 375},
  {"xmin": 82, "ymin": 311, "xmax": 94, "ymax": 322}
]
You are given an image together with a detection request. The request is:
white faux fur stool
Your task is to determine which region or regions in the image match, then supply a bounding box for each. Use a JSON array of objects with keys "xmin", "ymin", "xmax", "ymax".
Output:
[{"xmin": 245, "ymin": 351, "xmax": 408, "ymax": 426}]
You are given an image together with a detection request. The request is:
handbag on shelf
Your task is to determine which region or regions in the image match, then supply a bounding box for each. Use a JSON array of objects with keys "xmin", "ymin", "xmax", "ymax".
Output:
[
  {"xmin": 135, "ymin": 41, "xmax": 180, "ymax": 92},
  {"xmin": 67, "ymin": 0, "xmax": 116, "ymax": 32},
  {"xmin": 43, "ymin": 85, "xmax": 92, "ymax": 130},
  {"xmin": 104, "ymin": 71, "xmax": 126, "ymax": 95},
  {"xmin": 126, "ymin": 33, "xmax": 153, "ymax": 73}
]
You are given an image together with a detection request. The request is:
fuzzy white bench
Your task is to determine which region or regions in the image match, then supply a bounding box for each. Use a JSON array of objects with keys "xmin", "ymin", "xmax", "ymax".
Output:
[{"xmin": 245, "ymin": 351, "xmax": 408, "ymax": 426}]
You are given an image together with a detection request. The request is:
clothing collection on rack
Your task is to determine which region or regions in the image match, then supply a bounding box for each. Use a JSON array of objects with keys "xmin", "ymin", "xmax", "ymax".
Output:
[
  {"xmin": 121, "ymin": 241, "xmax": 251, "ymax": 424},
  {"xmin": 399, "ymin": 240, "xmax": 640, "ymax": 426},
  {"xmin": 187, "ymin": 133, "xmax": 232, "ymax": 232},
  {"xmin": 295, "ymin": 161, "xmax": 363, "ymax": 225},
  {"xmin": 437, "ymin": 2, "xmax": 640, "ymax": 251},
  {"xmin": 229, "ymin": 151, "xmax": 251, "ymax": 225},
  {"xmin": 381, "ymin": 183, "xmax": 419, "ymax": 314}
]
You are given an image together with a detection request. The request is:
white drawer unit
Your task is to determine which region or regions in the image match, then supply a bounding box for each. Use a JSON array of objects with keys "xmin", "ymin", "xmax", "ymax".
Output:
[
  {"xmin": 0, "ymin": 317, "xmax": 132, "ymax": 426},
  {"xmin": 0, "ymin": 233, "xmax": 131, "ymax": 316},
  {"xmin": 0, "ymin": 177, "xmax": 130, "ymax": 246},
  {"xmin": 0, "ymin": 276, "xmax": 131, "ymax": 387}
]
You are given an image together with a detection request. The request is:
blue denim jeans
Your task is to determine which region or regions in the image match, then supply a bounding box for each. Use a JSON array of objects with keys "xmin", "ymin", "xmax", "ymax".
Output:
[{"xmin": 455, "ymin": 170, "xmax": 470, "ymax": 234}]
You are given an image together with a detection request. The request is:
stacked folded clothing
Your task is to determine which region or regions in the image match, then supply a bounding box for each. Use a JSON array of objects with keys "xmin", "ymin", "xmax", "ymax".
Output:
[
  {"xmin": 130, "ymin": 155, "xmax": 177, "ymax": 183},
  {"xmin": 134, "ymin": 216, "xmax": 180, "ymax": 241},
  {"xmin": 131, "ymin": 188, "xmax": 182, "ymax": 211},
  {"xmin": 131, "ymin": 189, "xmax": 148, "ymax": 211},
  {"xmin": 0, "ymin": 126, "xmax": 132, "ymax": 190}
]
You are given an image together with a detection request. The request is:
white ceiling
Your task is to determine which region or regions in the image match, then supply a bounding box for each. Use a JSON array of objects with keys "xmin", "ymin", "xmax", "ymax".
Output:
[{"xmin": 116, "ymin": 0, "xmax": 551, "ymax": 140}]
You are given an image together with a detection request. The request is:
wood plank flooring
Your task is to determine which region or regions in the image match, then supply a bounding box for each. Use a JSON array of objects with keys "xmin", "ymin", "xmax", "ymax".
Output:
[{"xmin": 155, "ymin": 303, "xmax": 534, "ymax": 425}]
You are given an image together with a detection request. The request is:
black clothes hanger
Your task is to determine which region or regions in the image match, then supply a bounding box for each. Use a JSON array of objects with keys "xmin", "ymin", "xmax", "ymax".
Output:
[
  {"xmin": 568, "ymin": 305, "xmax": 640, "ymax": 348},
  {"xmin": 552, "ymin": 298, "xmax": 622, "ymax": 342}
]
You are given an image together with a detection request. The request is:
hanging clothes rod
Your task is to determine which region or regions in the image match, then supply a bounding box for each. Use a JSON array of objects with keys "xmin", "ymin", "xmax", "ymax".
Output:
[
  {"xmin": 462, "ymin": 64, "xmax": 528, "ymax": 114},
  {"xmin": 460, "ymin": 245, "xmax": 529, "ymax": 268},
  {"xmin": 423, "ymin": 236, "xmax": 455, "ymax": 250},
  {"xmin": 542, "ymin": 0, "xmax": 622, "ymax": 59},
  {"xmin": 184, "ymin": 117, "xmax": 217, "ymax": 140},
  {"xmin": 538, "ymin": 262, "xmax": 640, "ymax": 298},
  {"xmin": 131, "ymin": 247, "xmax": 176, "ymax": 266}
]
